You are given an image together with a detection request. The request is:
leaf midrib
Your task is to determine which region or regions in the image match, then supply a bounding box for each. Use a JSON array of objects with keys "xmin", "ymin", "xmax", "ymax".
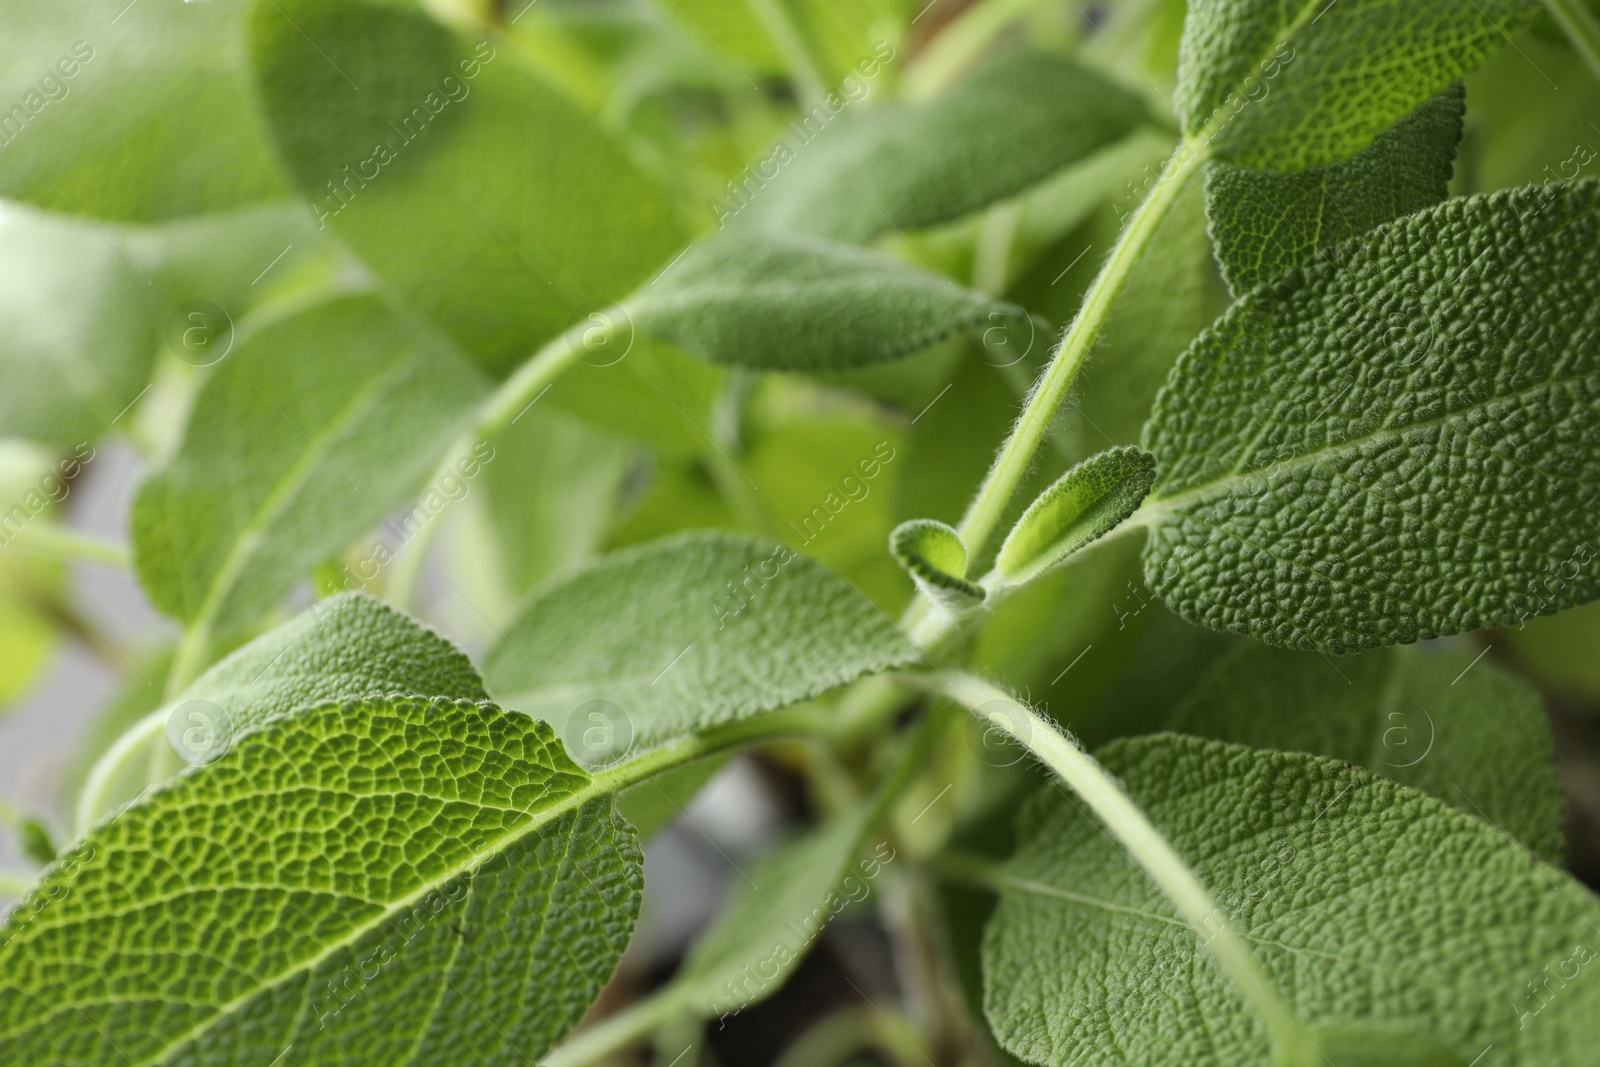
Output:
[
  {"xmin": 121, "ymin": 777, "xmax": 605, "ymax": 1067},
  {"xmin": 1134, "ymin": 368, "xmax": 1596, "ymax": 524}
]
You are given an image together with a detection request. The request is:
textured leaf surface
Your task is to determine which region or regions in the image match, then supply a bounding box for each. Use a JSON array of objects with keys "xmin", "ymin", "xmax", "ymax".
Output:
[
  {"xmin": 132, "ymin": 295, "xmax": 487, "ymax": 634},
  {"xmin": 996, "ymin": 446, "xmax": 1155, "ymax": 585},
  {"xmin": 0, "ymin": 0, "xmax": 286, "ymax": 220},
  {"xmin": 890, "ymin": 518, "xmax": 984, "ymax": 612},
  {"xmin": 251, "ymin": 0, "xmax": 684, "ymax": 376},
  {"xmin": 739, "ymin": 51, "xmax": 1148, "ymax": 242},
  {"xmin": 182, "ymin": 592, "xmax": 487, "ymax": 735},
  {"xmin": 0, "ymin": 696, "xmax": 642, "ymax": 1067},
  {"xmin": 1167, "ymin": 643, "xmax": 1564, "ymax": 859},
  {"xmin": 983, "ymin": 736, "xmax": 1600, "ymax": 1066},
  {"xmin": 1176, "ymin": 0, "xmax": 1536, "ymax": 169},
  {"xmin": 482, "ymin": 532, "xmax": 920, "ymax": 755},
  {"xmin": 631, "ymin": 231, "xmax": 1025, "ymax": 370},
  {"xmin": 1206, "ymin": 85, "xmax": 1465, "ymax": 295},
  {"xmin": 1140, "ymin": 183, "xmax": 1600, "ymax": 652}
]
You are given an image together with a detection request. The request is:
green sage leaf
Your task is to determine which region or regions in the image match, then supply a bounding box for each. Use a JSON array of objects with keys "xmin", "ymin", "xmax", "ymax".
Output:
[
  {"xmin": 1140, "ymin": 183, "xmax": 1600, "ymax": 652},
  {"xmin": 1206, "ymin": 84, "xmax": 1465, "ymax": 295},
  {"xmin": 250, "ymin": 0, "xmax": 684, "ymax": 375},
  {"xmin": 1167, "ymin": 643, "xmax": 1564, "ymax": 859},
  {"xmin": 996, "ymin": 446, "xmax": 1155, "ymax": 586},
  {"xmin": 0, "ymin": 696, "xmax": 641, "ymax": 1066},
  {"xmin": 630, "ymin": 230, "xmax": 1028, "ymax": 371},
  {"xmin": 132, "ymin": 294, "xmax": 488, "ymax": 635},
  {"xmin": 739, "ymin": 51, "xmax": 1148, "ymax": 242},
  {"xmin": 1, "ymin": 0, "xmax": 286, "ymax": 220},
  {"xmin": 983, "ymin": 736, "xmax": 1600, "ymax": 1066},
  {"xmin": 482, "ymin": 531, "xmax": 921, "ymax": 757},
  {"xmin": 890, "ymin": 518, "xmax": 984, "ymax": 613},
  {"xmin": 1177, "ymin": 0, "xmax": 1537, "ymax": 169}
]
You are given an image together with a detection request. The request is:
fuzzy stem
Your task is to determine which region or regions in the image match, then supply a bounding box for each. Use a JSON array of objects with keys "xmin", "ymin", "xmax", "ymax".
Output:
[
  {"xmin": 920, "ymin": 672, "xmax": 1319, "ymax": 1062},
  {"xmin": 952, "ymin": 136, "xmax": 1206, "ymax": 564}
]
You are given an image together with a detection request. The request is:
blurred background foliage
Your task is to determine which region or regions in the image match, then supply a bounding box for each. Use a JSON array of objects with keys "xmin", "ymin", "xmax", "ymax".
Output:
[{"xmin": 4, "ymin": 0, "xmax": 1600, "ymax": 1063}]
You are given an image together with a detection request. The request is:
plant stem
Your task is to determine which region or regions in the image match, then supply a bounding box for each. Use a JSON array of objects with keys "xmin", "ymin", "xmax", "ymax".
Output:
[
  {"xmin": 953, "ymin": 135, "xmax": 1206, "ymax": 564},
  {"xmin": 1, "ymin": 524, "xmax": 131, "ymax": 568},
  {"xmin": 387, "ymin": 313, "xmax": 600, "ymax": 610},
  {"xmin": 1546, "ymin": 0, "xmax": 1600, "ymax": 83},
  {"xmin": 919, "ymin": 672, "xmax": 1319, "ymax": 1063}
]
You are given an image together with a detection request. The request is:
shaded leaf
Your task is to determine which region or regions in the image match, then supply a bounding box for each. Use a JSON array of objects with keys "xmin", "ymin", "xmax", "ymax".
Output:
[
  {"xmin": 1168, "ymin": 642, "xmax": 1564, "ymax": 859},
  {"xmin": 0, "ymin": 0, "xmax": 287, "ymax": 220},
  {"xmin": 251, "ymin": 0, "xmax": 685, "ymax": 375},
  {"xmin": 739, "ymin": 51, "xmax": 1148, "ymax": 242}
]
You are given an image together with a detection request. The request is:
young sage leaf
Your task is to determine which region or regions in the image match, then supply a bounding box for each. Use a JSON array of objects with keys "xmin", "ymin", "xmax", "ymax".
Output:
[
  {"xmin": 482, "ymin": 531, "xmax": 921, "ymax": 758},
  {"xmin": 1, "ymin": 696, "xmax": 642, "ymax": 1067},
  {"xmin": 1177, "ymin": 0, "xmax": 1537, "ymax": 169},
  {"xmin": 995, "ymin": 446, "xmax": 1156, "ymax": 586},
  {"xmin": 738, "ymin": 50, "xmax": 1149, "ymax": 242},
  {"xmin": 1206, "ymin": 84, "xmax": 1466, "ymax": 295},
  {"xmin": 1140, "ymin": 183, "xmax": 1600, "ymax": 653},
  {"xmin": 630, "ymin": 230, "xmax": 1030, "ymax": 371},
  {"xmin": 1167, "ymin": 643, "xmax": 1565, "ymax": 860},
  {"xmin": 890, "ymin": 518, "xmax": 985, "ymax": 613},
  {"xmin": 131, "ymin": 294, "xmax": 487, "ymax": 637},
  {"xmin": 983, "ymin": 736, "xmax": 1600, "ymax": 1066}
]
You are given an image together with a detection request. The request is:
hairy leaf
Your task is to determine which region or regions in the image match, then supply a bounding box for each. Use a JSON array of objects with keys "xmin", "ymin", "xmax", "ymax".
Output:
[
  {"xmin": 1206, "ymin": 85, "xmax": 1465, "ymax": 295},
  {"xmin": 251, "ymin": 0, "xmax": 684, "ymax": 375},
  {"xmin": 1168, "ymin": 643, "xmax": 1564, "ymax": 859},
  {"xmin": 890, "ymin": 518, "xmax": 984, "ymax": 612},
  {"xmin": 1140, "ymin": 183, "xmax": 1600, "ymax": 652},
  {"xmin": 631, "ymin": 231, "xmax": 1026, "ymax": 371},
  {"xmin": 1176, "ymin": 0, "xmax": 1536, "ymax": 169},
  {"xmin": 0, "ymin": 696, "xmax": 641, "ymax": 1066},
  {"xmin": 132, "ymin": 294, "xmax": 487, "ymax": 635},
  {"xmin": 738, "ymin": 51, "xmax": 1148, "ymax": 242},
  {"xmin": 996, "ymin": 446, "xmax": 1155, "ymax": 586},
  {"xmin": 0, "ymin": 0, "xmax": 286, "ymax": 220},
  {"xmin": 482, "ymin": 532, "xmax": 920, "ymax": 757},
  {"xmin": 983, "ymin": 736, "xmax": 1600, "ymax": 1066}
]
